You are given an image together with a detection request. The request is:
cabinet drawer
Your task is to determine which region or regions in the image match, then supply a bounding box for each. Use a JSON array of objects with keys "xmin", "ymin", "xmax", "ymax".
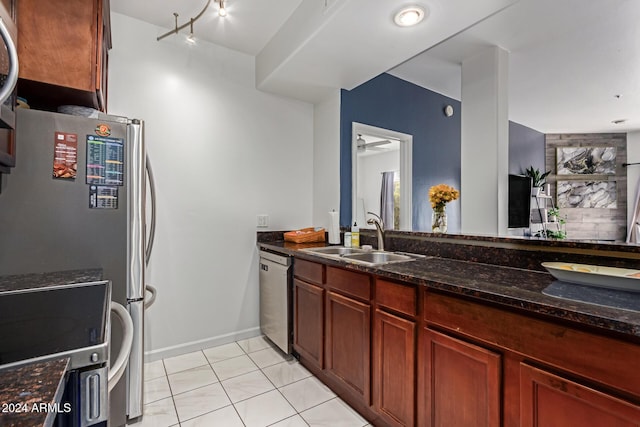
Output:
[
  {"xmin": 294, "ymin": 259, "xmax": 325, "ymax": 285},
  {"xmin": 327, "ymin": 267, "xmax": 371, "ymax": 301},
  {"xmin": 376, "ymin": 279, "xmax": 417, "ymax": 317}
]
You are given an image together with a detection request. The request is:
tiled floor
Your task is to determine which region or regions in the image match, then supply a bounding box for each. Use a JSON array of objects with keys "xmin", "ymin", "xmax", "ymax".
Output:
[{"xmin": 129, "ymin": 336, "xmax": 370, "ymax": 427}]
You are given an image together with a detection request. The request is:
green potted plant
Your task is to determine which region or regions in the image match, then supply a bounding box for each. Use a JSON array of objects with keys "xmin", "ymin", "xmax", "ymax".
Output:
[
  {"xmin": 524, "ymin": 166, "xmax": 551, "ymax": 196},
  {"xmin": 547, "ymin": 207, "xmax": 561, "ymax": 222},
  {"xmin": 535, "ymin": 207, "xmax": 566, "ymax": 239}
]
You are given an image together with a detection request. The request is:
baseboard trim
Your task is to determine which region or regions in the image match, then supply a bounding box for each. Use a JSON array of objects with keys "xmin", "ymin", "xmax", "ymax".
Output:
[{"xmin": 144, "ymin": 326, "xmax": 262, "ymax": 362}]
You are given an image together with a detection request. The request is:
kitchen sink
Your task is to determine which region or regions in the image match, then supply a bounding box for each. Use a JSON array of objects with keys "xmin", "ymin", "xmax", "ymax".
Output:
[
  {"xmin": 301, "ymin": 246, "xmax": 420, "ymax": 266},
  {"xmin": 302, "ymin": 246, "xmax": 367, "ymax": 256},
  {"xmin": 342, "ymin": 251, "xmax": 416, "ymax": 265}
]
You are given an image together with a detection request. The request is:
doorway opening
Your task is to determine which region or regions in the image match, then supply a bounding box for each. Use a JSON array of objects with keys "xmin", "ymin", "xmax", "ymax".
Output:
[{"xmin": 351, "ymin": 122, "xmax": 412, "ymax": 230}]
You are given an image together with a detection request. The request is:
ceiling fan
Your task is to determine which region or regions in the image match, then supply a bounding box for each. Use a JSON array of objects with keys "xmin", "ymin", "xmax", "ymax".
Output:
[{"xmin": 356, "ymin": 134, "xmax": 392, "ymax": 152}]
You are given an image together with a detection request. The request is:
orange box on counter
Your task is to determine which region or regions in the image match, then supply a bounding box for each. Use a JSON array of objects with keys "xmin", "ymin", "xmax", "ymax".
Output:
[{"xmin": 284, "ymin": 227, "xmax": 326, "ymax": 243}]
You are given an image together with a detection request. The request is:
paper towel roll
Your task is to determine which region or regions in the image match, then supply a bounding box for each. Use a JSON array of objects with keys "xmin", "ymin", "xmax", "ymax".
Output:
[{"xmin": 328, "ymin": 210, "xmax": 340, "ymax": 244}]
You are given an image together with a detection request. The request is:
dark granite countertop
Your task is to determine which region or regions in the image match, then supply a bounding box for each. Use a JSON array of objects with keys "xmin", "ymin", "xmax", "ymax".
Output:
[
  {"xmin": 0, "ymin": 358, "xmax": 69, "ymax": 427},
  {"xmin": 0, "ymin": 269, "xmax": 103, "ymax": 426},
  {"xmin": 259, "ymin": 241, "xmax": 640, "ymax": 339},
  {"xmin": 0, "ymin": 269, "xmax": 103, "ymax": 293}
]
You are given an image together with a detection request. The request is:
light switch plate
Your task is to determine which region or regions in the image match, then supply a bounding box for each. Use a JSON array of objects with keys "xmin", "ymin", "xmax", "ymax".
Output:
[{"xmin": 257, "ymin": 215, "xmax": 269, "ymax": 227}]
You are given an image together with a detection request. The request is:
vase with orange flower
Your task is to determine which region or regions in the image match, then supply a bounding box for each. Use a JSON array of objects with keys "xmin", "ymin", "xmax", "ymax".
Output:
[{"xmin": 428, "ymin": 184, "xmax": 459, "ymax": 233}]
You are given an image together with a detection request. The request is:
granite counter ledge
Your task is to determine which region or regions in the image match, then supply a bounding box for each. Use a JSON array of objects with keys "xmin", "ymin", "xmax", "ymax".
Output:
[
  {"xmin": 0, "ymin": 269, "xmax": 103, "ymax": 293},
  {"xmin": 258, "ymin": 241, "xmax": 640, "ymax": 339},
  {"xmin": 0, "ymin": 358, "xmax": 69, "ymax": 427}
]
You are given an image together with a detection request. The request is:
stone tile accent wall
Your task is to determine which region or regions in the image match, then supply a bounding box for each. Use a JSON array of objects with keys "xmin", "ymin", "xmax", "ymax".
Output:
[{"xmin": 545, "ymin": 133, "xmax": 627, "ymax": 241}]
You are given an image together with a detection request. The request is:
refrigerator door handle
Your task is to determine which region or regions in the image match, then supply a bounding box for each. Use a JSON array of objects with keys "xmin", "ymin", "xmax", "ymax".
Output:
[
  {"xmin": 145, "ymin": 155, "xmax": 157, "ymax": 266},
  {"xmin": 0, "ymin": 16, "xmax": 18, "ymax": 106},
  {"xmin": 126, "ymin": 301, "xmax": 145, "ymax": 420},
  {"xmin": 144, "ymin": 284, "xmax": 157, "ymax": 309},
  {"xmin": 127, "ymin": 120, "xmax": 146, "ymax": 301},
  {"xmin": 108, "ymin": 302, "xmax": 133, "ymax": 392}
]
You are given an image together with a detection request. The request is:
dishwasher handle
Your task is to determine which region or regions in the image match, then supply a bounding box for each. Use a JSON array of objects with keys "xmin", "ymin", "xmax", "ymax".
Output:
[{"xmin": 259, "ymin": 250, "xmax": 291, "ymax": 267}]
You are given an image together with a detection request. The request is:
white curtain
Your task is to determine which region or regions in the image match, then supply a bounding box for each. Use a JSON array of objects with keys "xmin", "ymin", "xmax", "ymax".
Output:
[
  {"xmin": 627, "ymin": 174, "xmax": 640, "ymax": 243},
  {"xmin": 380, "ymin": 172, "xmax": 394, "ymax": 230}
]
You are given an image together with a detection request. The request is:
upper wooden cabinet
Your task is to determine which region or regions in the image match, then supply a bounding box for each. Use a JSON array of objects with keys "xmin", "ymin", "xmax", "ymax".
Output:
[{"xmin": 17, "ymin": 0, "xmax": 111, "ymax": 111}]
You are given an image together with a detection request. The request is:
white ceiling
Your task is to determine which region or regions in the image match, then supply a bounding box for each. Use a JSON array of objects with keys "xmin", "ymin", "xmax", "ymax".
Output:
[
  {"xmin": 389, "ymin": 0, "xmax": 640, "ymax": 134},
  {"xmin": 110, "ymin": 0, "xmax": 303, "ymax": 55},
  {"xmin": 110, "ymin": 0, "xmax": 518, "ymax": 103},
  {"xmin": 110, "ymin": 0, "xmax": 639, "ymax": 134},
  {"xmin": 357, "ymin": 134, "xmax": 400, "ymax": 157}
]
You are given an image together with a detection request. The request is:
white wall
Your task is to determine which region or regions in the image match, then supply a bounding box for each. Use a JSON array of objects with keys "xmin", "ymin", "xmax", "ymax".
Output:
[
  {"xmin": 312, "ymin": 91, "xmax": 341, "ymax": 228},
  {"xmin": 461, "ymin": 46, "xmax": 509, "ymax": 236},
  {"xmin": 108, "ymin": 13, "xmax": 314, "ymax": 360}
]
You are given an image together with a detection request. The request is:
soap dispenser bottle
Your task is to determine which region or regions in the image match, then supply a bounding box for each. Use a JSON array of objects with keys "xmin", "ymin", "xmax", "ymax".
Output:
[{"xmin": 351, "ymin": 222, "xmax": 360, "ymax": 247}]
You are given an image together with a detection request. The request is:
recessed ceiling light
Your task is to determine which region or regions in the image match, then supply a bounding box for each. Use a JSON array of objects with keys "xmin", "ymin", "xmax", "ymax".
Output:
[{"xmin": 394, "ymin": 6, "xmax": 426, "ymax": 27}]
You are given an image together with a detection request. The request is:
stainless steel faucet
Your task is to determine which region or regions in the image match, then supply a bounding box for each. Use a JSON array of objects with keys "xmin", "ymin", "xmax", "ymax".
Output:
[{"xmin": 366, "ymin": 212, "xmax": 385, "ymax": 251}]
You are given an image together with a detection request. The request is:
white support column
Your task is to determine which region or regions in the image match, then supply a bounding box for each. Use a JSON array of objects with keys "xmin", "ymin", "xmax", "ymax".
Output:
[{"xmin": 460, "ymin": 46, "xmax": 509, "ymax": 236}]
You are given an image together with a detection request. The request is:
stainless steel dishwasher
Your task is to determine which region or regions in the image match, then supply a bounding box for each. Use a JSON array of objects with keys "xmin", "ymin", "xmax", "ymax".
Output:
[{"xmin": 259, "ymin": 250, "xmax": 292, "ymax": 354}]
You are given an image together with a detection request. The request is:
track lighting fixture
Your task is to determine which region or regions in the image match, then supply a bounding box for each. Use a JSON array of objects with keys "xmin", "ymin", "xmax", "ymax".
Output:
[{"xmin": 156, "ymin": 0, "xmax": 229, "ymax": 42}]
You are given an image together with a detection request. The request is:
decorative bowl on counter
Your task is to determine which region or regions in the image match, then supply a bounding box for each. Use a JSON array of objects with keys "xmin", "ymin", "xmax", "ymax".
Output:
[{"xmin": 542, "ymin": 262, "xmax": 640, "ymax": 292}]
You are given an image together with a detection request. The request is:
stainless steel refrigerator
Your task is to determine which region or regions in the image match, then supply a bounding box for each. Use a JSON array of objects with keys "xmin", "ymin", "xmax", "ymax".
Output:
[{"xmin": 0, "ymin": 108, "xmax": 156, "ymax": 426}]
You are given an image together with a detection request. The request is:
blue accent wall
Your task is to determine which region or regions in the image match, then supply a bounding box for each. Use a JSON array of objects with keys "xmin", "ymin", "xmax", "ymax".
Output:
[
  {"xmin": 509, "ymin": 121, "xmax": 545, "ymax": 175},
  {"xmin": 340, "ymin": 73, "xmax": 461, "ymax": 231}
]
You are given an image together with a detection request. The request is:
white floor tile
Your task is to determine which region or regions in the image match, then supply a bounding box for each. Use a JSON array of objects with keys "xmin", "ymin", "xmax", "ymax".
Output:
[
  {"xmin": 146, "ymin": 340, "xmax": 368, "ymax": 427},
  {"xmin": 203, "ymin": 342, "xmax": 245, "ymax": 363},
  {"xmin": 136, "ymin": 397, "xmax": 178, "ymax": 427},
  {"xmin": 221, "ymin": 370, "xmax": 275, "ymax": 403},
  {"xmin": 262, "ymin": 360, "xmax": 311, "ymax": 388},
  {"xmin": 234, "ymin": 389, "xmax": 297, "ymax": 427},
  {"xmin": 300, "ymin": 398, "xmax": 368, "ymax": 427},
  {"xmin": 248, "ymin": 346, "xmax": 290, "ymax": 369},
  {"xmin": 237, "ymin": 335, "xmax": 273, "ymax": 353},
  {"xmin": 173, "ymin": 382, "xmax": 231, "ymax": 422},
  {"xmin": 163, "ymin": 351, "xmax": 208, "ymax": 375},
  {"xmin": 144, "ymin": 360, "xmax": 166, "ymax": 381},
  {"xmin": 279, "ymin": 377, "xmax": 335, "ymax": 412},
  {"xmin": 168, "ymin": 365, "xmax": 219, "ymax": 396},
  {"xmin": 179, "ymin": 405, "xmax": 244, "ymax": 427},
  {"xmin": 270, "ymin": 414, "xmax": 310, "ymax": 427},
  {"xmin": 143, "ymin": 375, "xmax": 172, "ymax": 404},
  {"xmin": 212, "ymin": 354, "xmax": 259, "ymax": 381}
]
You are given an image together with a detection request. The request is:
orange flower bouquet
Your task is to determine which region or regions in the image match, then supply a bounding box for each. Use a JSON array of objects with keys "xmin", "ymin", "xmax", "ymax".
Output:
[{"xmin": 428, "ymin": 184, "xmax": 459, "ymax": 232}]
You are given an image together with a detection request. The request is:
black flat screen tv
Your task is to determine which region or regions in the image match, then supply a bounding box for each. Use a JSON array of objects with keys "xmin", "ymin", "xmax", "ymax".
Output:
[{"xmin": 508, "ymin": 174, "xmax": 532, "ymax": 228}]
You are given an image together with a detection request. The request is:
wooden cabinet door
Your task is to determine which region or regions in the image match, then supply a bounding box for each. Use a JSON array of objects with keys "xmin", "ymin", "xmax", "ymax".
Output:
[
  {"xmin": 520, "ymin": 363, "xmax": 640, "ymax": 426},
  {"xmin": 17, "ymin": 0, "xmax": 109, "ymax": 110},
  {"xmin": 420, "ymin": 328, "xmax": 501, "ymax": 427},
  {"xmin": 373, "ymin": 309, "xmax": 416, "ymax": 427},
  {"xmin": 293, "ymin": 278, "xmax": 324, "ymax": 368},
  {"xmin": 325, "ymin": 290, "xmax": 371, "ymax": 402}
]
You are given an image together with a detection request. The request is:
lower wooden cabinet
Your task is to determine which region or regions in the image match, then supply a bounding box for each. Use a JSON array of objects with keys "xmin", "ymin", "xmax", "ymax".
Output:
[
  {"xmin": 293, "ymin": 278, "xmax": 324, "ymax": 368},
  {"xmin": 373, "ymin": 309, "xmax": 416, "ymax": 427},
  {"xmin": 420, "ymin": 328, "xmax": 501, "ymax": 427},
  {"xmin": 291, "ymin": 256, "xmax": 640, "ymax": 427},
  {"xmin": 520, "ymin": 363, "xmax": 640, "ymax": 427},
  {"xmin": 325, "ymin": 290, "xmax": 371, "ymax": 402}
]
